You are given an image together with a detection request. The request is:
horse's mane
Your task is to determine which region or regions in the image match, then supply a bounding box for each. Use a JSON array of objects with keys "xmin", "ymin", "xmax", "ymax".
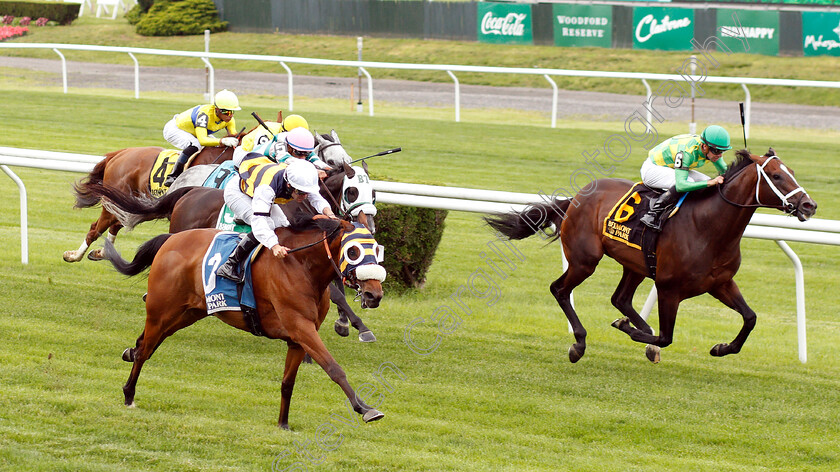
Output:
[
  {"xmin": 287, "ymin": 211, "xmax": 343, "ymax": 240},
  {"xmin": 691, "ymin": 149, "xmax": 752, "ymax": 198},
  {"xmin": 318, "ymin": 132, "xmax": 335, "ymax": 143}
]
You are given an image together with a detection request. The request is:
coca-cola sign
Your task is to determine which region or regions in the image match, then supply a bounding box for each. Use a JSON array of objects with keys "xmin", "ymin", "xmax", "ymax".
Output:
[{"xmin": 477, "ymin": 3, "xmax": 533, "ymax": 45}]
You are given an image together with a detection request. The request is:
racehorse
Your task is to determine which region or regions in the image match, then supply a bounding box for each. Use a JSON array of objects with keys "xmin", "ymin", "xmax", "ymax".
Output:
[
  {"xmin": 168, "ymin": 129, "xmax": 355, "ymax": 193},
  {"xmin": 65, "ymin": 140, "xmax": 239, "ymax": 263},
  {"xmin": 79, "ymin": 163, "xmax": 380, "ymax": 341},
  {"xmin": 101, "ymin": 215, "xmax": 385, "ymax": 429},
  {"xmin": 486, "ymin": 149, "xmax": 816, "ymax": 363}
]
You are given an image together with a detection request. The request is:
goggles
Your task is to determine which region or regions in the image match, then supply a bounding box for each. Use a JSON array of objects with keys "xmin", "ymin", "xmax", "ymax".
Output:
[
  {"xmin": 217, "ymin": 109, "xmax": 233, "ymax": 117},
  {"xmin": 287, "ymin": 145, "xmax": 309, "ymax": 158}
]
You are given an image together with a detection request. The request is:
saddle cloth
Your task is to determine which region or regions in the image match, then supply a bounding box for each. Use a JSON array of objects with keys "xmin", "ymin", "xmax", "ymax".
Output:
[
  {"xmin": 202, "ymin": 160, "xmax": 238, "ymax": 189},
  {"xmin": 148, "ymin": 150, "xmax": 181, "ymax": 197},
  {"xmin": 215, "ymin": 205, "xmax": 251, "ymax": 233},
  {"xmin": 602, "ymin": 183, "xmax": 666, "ymax": 250},
  {"xmin": 201, "ymin": 232, "xmax": 257, "ymax": 315}
]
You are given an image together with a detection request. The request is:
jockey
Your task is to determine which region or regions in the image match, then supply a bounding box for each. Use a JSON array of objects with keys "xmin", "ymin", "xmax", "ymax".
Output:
[
  {"xmin": 238, "ymin": 114, "xmax": 310, "ymax": 153},
  {"xmin": 216, "ymin": 158, "xmax": 336, "ymax": 283},
  {"xmin": 242, "ymin": 127, "xmax": 330, "ymax": 179},
  {"xmin": 639, "ymin": 125, "xmax": 731, "ymax": 231},
  {"xmin": 162, "ymin": 89, "xmax": 241, "ymax": 186}
]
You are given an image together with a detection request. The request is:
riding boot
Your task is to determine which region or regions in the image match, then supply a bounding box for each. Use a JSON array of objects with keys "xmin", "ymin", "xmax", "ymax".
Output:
[
  {"xmin": 216, "ymin": 232, "xmax": 260, "ymax": 283},
  {"xmin": 640, "ymin": 186, "xmax": 680, "ymax": 232},
  {"xmin": 163, "ymin": 145, "xmax": 197, "ymax": 187}
]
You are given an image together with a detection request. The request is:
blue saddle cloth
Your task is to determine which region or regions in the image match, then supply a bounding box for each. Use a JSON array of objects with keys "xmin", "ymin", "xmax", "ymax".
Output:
[
  {"xmin": 202, "ymin": 160, "xmax": 238, "ymax": 189},
  {"xmin": 201, "ymin": 232, "xmax": 257, "ymax": 314}
]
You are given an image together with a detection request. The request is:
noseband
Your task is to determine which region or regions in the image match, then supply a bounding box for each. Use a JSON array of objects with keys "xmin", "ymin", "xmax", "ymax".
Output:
[{"xmin": 718, "ymin": 155, "xmax": 806, "ymax": 215}]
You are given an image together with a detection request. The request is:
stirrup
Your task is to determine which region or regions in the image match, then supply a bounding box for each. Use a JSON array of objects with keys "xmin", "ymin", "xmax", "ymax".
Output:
[
  {"xmin": 641, "ymin": 213, "xmax": 663, "ymax": 231},
  {"xmin": 163, "ymin": 174, "xmax": 177, "ymax": 187}
]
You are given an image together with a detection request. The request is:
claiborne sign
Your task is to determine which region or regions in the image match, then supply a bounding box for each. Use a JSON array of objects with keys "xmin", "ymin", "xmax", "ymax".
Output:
[
  {"xmin": 802, "ymin": 12, "xmax": 840, "ymax": 57},
  {"xmin": 477, "ymin": 2, "xmax": 533, "ymax": 45},
  {"xmin": 718, "ymin": 10, "xmax": 779, "ymax": 56},
  {"xmin": 553, "ymin": 4, "xmax": 612, "ymax": 48},
  {"xmin": 633, "ymin": 7, "xmax": 694, "ymax": 51}
]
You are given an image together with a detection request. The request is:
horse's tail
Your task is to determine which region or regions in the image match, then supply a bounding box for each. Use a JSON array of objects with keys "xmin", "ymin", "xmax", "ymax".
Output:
[
  {"xmin": 485, "ymin": 199, "xmax": 571, "ymax": 243},
  {"xmin": 102, "ymin": 234, "xmax": 172, "ymax": 276},
  {"xmin": 73, "ymin": 150, "xmax": 120, "ymax": 208},
  {"xmin": 82, "ymin": 182, "xmax": 194, "ymax": 230}
]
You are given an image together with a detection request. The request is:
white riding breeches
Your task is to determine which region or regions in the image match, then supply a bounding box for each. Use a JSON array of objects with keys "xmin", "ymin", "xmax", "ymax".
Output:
[
  {"xmin": 640, "ymin": 159, "xmax": 710, "ymax": 190},
  {"xmin": 223, "ymin": 176, "xmax": 289, "ymax": 249},
  {"xmin": 163, "ymin": 117, "xmax": 202, "ymax": 151}
]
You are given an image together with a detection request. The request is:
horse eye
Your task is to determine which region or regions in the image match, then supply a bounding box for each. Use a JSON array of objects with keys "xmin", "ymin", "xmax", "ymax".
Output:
[
  {"xmin": 347, "ymin": 246, "xmax": 360, "ymax": 260},
  {"xmin": 344, "ymin": 187, "xmax": 359, "ymax": 203},
  {"xmin": 772, "ymin": 173, "xmax": 782, "ymax": 181}
]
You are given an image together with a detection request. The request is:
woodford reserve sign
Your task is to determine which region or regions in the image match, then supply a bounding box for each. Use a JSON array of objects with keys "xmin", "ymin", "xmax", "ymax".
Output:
[
  {"xmin": 553, "ymin": 4, "xmax": 612, "ymax": 48},
  {"xmin": 477, "ymin": 2, "xmax": 533, "ymax": 45}
]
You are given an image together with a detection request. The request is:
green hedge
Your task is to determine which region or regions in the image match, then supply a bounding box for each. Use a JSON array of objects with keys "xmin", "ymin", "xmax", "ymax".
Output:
[
  {"xmin": 135, "ymin": 0, "xmax": 226, "ymax": 36},
  {"xmin": 375, "ymin": 204, "xmax": 447, "ymax": 291},
  {"xmin": 0, "ymin": 1, "xmax": 78, "ymax": 25}
]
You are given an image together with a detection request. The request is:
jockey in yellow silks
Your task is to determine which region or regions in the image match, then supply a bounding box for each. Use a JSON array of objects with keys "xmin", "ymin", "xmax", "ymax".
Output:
[{"xmin": 162, "ymin": 89, "xmax": 241, "ymax": 186}]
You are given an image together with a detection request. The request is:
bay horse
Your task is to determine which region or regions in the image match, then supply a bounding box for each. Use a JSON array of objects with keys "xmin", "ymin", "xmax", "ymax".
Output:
[
  {"xmin": 101, "ymin": 215, "xmax": 385, "ymax": 429},
  {"xmin": 65, "ymin": 141, "xmax": 238, "ymax": 263},
  {"xmin": 77, "ymin": 163, "xmax": 380, "ymax": 342},
  {"xmin": 486, "ymin": 149, "xmax": 816, "ymax": 363}
]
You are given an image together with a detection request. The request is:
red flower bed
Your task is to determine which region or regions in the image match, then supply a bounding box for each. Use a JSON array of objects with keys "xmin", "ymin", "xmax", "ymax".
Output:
[{"xmin": 0, "ymin": 26, "xmax": 28, "ymax": 41}]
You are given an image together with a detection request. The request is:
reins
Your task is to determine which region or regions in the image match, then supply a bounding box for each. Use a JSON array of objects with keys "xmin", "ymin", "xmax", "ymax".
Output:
[
  {"xmin": 717, "ymin": 155, "xmax": 804, "ymax": 215},
  {"xmin": 284, "ymin": 223, "xmax": 346, "ymax": 283}
]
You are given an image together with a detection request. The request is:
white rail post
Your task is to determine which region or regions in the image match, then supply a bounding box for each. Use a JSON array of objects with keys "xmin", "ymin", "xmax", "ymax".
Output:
[
  {"xmin": 776, "ymin": 240, "xmax": 807, "ymax": 363},
  {"xmin": 358, "ymin": 67, "xmax": 374, "ymax": 116},
  {"xmin": 741, "ymin": 83, "xmax": 751, "ymax": 140},
  {"xmin": 200, "ymin": 57, "xmax": 214, "ymax": 100},
  {"xmin": 446, "ymin": 70, "xmax": 460, "ymax": 123},
  {"xmin": 641, "ymin": 79, "xmax": 653, "ymax": 130},
  {"xmin": 128, "ymin": 52, "xmax": 139, "ymax": 99},
  {"xmin": 544, "ymin": 74, "xmax": 558, "ymax": 129},
  {"xmin": 278, "ymin": 62, "xmax": 294, "ymax": 111},
  {"xmin": 52, "ymin": 48, "xmax": 67, "ymax": 94},
  {"xmin": 204, "ymin": 30, "xmax": 211, "ymax": 101},
  {"xmin": 1, "ymin": 165, "xmax": 28, "ymax": 264}
]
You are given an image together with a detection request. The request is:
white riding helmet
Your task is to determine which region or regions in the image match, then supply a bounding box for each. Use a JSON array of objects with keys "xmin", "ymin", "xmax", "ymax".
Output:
[
  {"xmin": 285, "ymin": 127, "xmax": 315, "ymax": 152},
  {"xmin": 214, "ymin": 89, "xmax": 241, "ymax": 111},
  {"xmin": 284, "ymin": 159, "xmax": 320, "ymax": 194}
]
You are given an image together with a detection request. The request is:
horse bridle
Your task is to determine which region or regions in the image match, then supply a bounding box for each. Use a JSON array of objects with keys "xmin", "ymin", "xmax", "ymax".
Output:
[
  {"xmin": 284, "ymin": 223, "xmax": 361, "ymax": 291},
  {"xmin": 717, "ymin": 155, "xmax": 806, "ymax": 215}
]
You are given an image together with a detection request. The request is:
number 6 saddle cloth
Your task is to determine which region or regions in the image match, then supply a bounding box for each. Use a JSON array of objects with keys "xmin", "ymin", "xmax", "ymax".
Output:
[{"xmin": 602, "ymin": 182, "xmax": 685, "ymax": 278}]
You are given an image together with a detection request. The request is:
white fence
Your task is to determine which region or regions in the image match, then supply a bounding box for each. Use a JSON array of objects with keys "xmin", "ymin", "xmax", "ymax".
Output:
[
  {"xmin": 3, "ymin": 43, "xmax": 840, "ymax": 133},
  {"xmin": 2, "ymin": 146, "xmax": 839, "ymax": 362}
]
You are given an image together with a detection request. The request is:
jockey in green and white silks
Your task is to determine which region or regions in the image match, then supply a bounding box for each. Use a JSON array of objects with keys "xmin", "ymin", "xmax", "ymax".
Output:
[
  {"xmin": 162, "ymin": 89, "xmax": 241, "ymax": 186},
  {"xmin": 232, "ymin": 114, "xmax": 314, "ymax": 166},
  {"xmin": 639, "ymin": 125, "xmax": 732, "ymax": 231}
]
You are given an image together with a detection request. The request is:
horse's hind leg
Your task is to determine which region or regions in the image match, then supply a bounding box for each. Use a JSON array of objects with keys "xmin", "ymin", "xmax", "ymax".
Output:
[
  {"xmin": 707, "ymin": 279, "xmax": 756, "ymax": 357},
  {"xmin": 63, "ymin": 208, "xmax": 118, "ymax": 262},
  {"xmin": 331, "ymin": 281, "xmax": 375, "ymax": 342},
  {"xmin": 291, "ymin": 319, "xmax": 383, "ymax": 423},
  {"xmin": 122, "ymin": 307, "xmax": 204, "ymax": 407},
  {"xmin": 277, "ymin": 343, "xmax": 306, "ymax": 430},
  {"xmin": 549, "ymin": 264, "xmax": 598, "ymax": 363},
  {"xmin": 88, "ymin": 223, "xmax": 123, "ymax": 261}
]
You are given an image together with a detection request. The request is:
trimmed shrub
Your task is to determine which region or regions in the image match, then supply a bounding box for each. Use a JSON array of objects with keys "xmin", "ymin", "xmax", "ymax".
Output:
[
  {"xmin": 135, "ymin": 0, "xmax": 226, "ymax": 36},
  {"xmin": 0, "ymin": 1, "xmax": 79, "ymax": 25},
  {"xmin": 374, "ymin": 204, "xmax": 447, "ymax": 291}
]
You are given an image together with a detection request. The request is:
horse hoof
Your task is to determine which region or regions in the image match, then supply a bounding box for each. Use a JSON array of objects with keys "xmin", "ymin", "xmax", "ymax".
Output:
[
  {"xmin": 710, "ymin": 343, "xmax": 728, "ymax": 357},
  {"xmin": 611, "ymin": 317, "xmax": 630, "ymax": 332},
  {"xmin": 279, "ymin": 423, "xmax": 290, "ymax": 431},
  {"xmin": 358, "ymin": 330, "xmax": 376, "ymax": 343},
  {"xmin": 302, "ymin": 354, "xmax": 313, "ymax": 364},
  {"xmin": 122, "ymin": 348, "xmax": 134, "ymax": 362},
  {"xmin": 362, "ymin": 409, "xmax": 384, "ymax": 423},
  {"xmin": 142, "ymin": 293, "xmax": 147, "ymax": 302},
  {"xmin": 568, "ymin": 345, "xmax": 584, "ymax": 363},
  {"xmin": 87, "ymin": 249, "xmax": 104, "ymax": 261},
  {"xmin": 645, "ymin": 345, "xmax": 661, "ymax": 364},
  {"xmin": 334, "ymin": 321, "xmax": 350, "ymax": 337},
  {"xmin": 125, "ymin": 401, "xmax": 136, "ymax": 408},
  {"xmin": 62, "ymin": 250, "xmax": 82, "ymax": 263}
]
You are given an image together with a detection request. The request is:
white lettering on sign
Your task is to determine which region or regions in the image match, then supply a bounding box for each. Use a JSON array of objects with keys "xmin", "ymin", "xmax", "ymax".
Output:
[
  {"xmin": 556, "ymin": 15, "xmax": 609, "ymax": 27},
  {"xmin": 562, "ymin": 27, "xmax": 605, "ymax": 38},
  {"xmin": 804, "ymin": 35, "xmax": 840, "ymax": 51},
  {"xmin": 721, "ymin": 26, "xmax": 775, "ymax": 40},
  {"xmin": 481, "ymin": 12, "xmax": 526, "ymax": 37},
  {"xmin": 635, "ymin": 14, "xmax": 692, "ymax": 43}
]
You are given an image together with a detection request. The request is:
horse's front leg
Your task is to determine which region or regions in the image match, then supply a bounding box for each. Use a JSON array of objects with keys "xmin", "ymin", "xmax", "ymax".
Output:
[
  {"xmin": 608, "ymin": 268, "xmax": 661, "ymax": 363},
  {"xmin": 707, "ymin": 279, "xmax": 756, "ymax": 357},
  {"xmin": 87, "ymin": 223, "xmax": 122, "ymax": 261},
  {"xmin": 330, "ymin": 281, "xmax": 376, "ymax": 342}
]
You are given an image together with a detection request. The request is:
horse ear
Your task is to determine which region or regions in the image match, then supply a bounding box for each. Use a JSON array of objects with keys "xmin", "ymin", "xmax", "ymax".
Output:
[
  {"xmin": 362, "ymin": 160, "xmax": 369, "ymax": 174},
  {"xmin": 277, "ymin": 111, "xmax": 283, "ymax": 122},
  {"xmin": 312, "ymin": 130, "xmax": 321, "ymax": 143},
  {"xmin": 331, "ymin": 129, "xmax": 340, "ymax": 143},
  {"xmin": 767, "ymin": 147, "xmax": 776, "ymax": 157},
  {"xmin": 343, "ymin": 162, "xmax": 355, "ymax": 178}
]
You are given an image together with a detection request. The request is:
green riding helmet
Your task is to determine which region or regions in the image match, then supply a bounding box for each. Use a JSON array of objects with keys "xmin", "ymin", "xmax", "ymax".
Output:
[{"xmin": 701, "ymin": 125, "xmax": 732, "ymax": 151}]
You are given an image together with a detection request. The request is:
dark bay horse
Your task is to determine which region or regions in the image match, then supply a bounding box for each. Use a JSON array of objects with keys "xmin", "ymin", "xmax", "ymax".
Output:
[
  {"xmin": 102, "ymin": 216, "xmax": 385, "ymax": 429},
  {"xmin": 77, "ymin": 164, "xmax": 380, "ymax": 342},
  {"xmin": 65, "ymin": 142, "xmax": 238, "ymax": 263},
  {"xmin": 486, "ymin": 149, "xmax": 816, "ymax": 363}
]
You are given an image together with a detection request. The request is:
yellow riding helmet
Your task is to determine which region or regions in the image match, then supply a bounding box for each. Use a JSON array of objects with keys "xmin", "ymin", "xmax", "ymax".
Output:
[
  {"xmin": 214, "ymin": 89, "xmax": 241, "ymax": 111},
  {"xmin": 282, "ymin": 114, "xmax": 309, "ymax": 132}
]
